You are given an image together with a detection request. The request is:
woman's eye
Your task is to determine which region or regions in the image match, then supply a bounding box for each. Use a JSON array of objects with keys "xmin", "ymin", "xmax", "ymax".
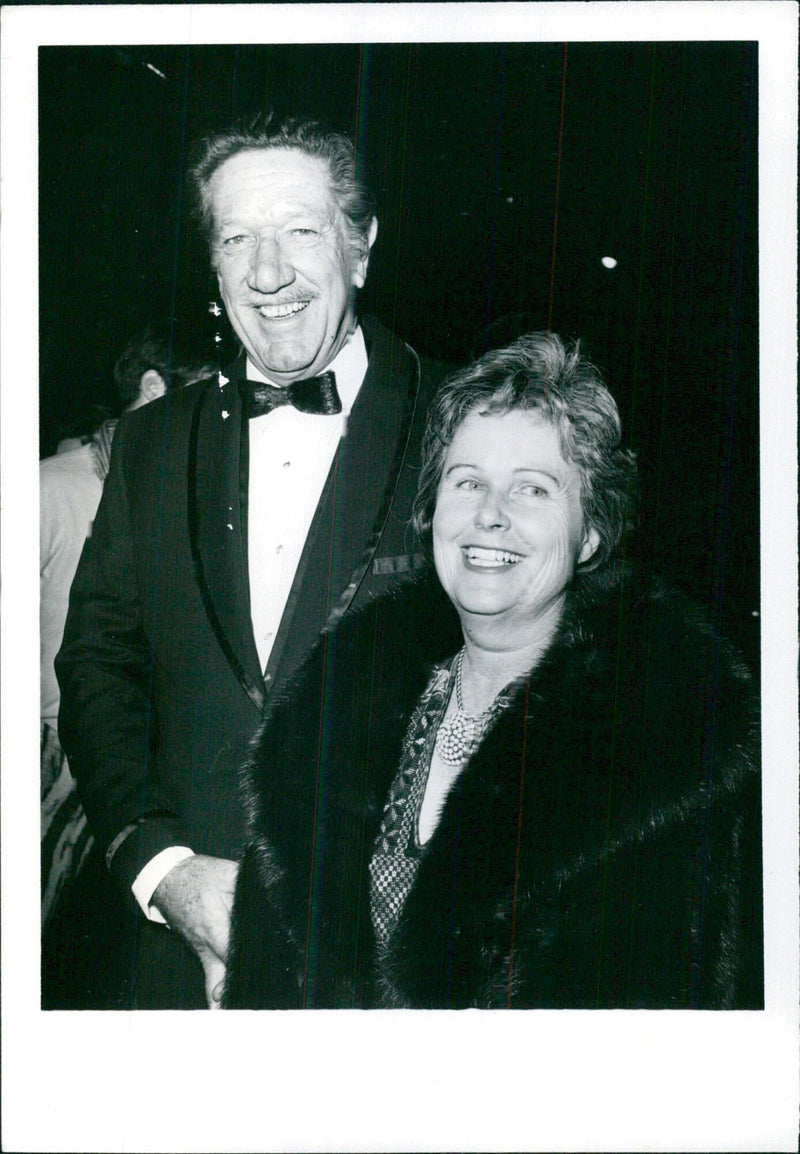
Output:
[
  {"xmin": 455, "ymin": 478, "xmax": 482, "ymax": 491},
  {"xmin": 517, "ymin": 483, "xmax": 548, "ymax": 497},
  {"xmin": 289, "ymin": 228, "xmax": 318, "ymax": 239}
]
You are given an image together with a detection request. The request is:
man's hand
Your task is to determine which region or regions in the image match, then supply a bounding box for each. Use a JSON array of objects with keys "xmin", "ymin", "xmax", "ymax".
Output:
[{"xmin": 151, "ymin": 854, "xmax": 239, "ymax": 1009}]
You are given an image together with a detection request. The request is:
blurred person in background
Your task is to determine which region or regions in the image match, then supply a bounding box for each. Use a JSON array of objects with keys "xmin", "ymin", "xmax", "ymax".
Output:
[{"xmin": 41, "ymin": 320, "xmax": 213, "ymax": 1002}]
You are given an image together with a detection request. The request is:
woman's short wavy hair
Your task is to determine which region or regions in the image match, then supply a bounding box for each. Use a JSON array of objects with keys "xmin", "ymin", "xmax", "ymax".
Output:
[
  {"xmin": 188, "ymin": 113, "xmax": 376, "ymax": 265},
  {"xmin": 412, "ymin": 331, "xmax": 639, "ymax": 573}
]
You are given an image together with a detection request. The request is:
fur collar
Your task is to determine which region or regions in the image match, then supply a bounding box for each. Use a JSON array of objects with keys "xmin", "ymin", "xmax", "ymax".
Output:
[{"xmin": 227, "ymin": 565, "xmax": 761, "ymax": 1009}]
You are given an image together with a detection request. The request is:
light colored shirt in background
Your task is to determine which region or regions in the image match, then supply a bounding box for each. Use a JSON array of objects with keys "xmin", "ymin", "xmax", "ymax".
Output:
[{"xmin": 40, "ymin": 445, "xmax": 103, "ymax": 728}]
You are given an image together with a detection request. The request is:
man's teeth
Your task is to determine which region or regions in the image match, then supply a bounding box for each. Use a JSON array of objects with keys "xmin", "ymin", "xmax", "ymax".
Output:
[
  {"xmin": 465, "ymin": 547, "xmax": 522, "ymax": 567},
  {"xmin": 257, "ymin": 301, "xmax": 308, "ymax": 319}
]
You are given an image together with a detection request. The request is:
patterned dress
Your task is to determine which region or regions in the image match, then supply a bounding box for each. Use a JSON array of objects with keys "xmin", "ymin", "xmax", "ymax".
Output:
[
  {"xmin": 369, "ymin": 659, "xmax": 513, "ymax": 1003},
  {"xmin": 369, "ymin": 663, "xmax": 453, "ymax": 949}
]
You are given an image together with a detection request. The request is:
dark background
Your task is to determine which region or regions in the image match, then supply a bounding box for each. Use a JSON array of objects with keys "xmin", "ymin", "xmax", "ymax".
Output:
[{"xmin": 38, "ymin": 41, "xmax": 759, "ymax": 662}]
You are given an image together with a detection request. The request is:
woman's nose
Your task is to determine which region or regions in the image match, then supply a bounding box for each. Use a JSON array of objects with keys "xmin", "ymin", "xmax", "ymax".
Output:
[
  {"xmin": 248, "ymin": 236, "xmax": 296, "ymax": 294},
  {"xmin": 474, "ymin": 489, "xmax": 510, "ymax": 530}
]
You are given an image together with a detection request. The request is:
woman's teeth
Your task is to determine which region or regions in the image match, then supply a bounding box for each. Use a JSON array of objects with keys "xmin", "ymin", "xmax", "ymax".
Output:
[{"xmin": 465, "ymin": 547, "xmax": 522, "ymax": 567}]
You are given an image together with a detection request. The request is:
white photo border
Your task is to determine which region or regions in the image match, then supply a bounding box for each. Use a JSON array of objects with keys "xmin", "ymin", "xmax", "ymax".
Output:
[{"xmin": 2, "ymin": 4, "xmax": 797, "ymax": 1151}]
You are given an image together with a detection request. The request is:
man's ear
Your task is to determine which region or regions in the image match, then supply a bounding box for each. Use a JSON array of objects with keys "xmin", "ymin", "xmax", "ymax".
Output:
[
  {"xmin": 351, "ymin": 217, "xmax": 379, "ymax": 289},
  {"xmin": 578, "ymin": 526, "xmax": 601, "ymax": 566},
  {"xmin": 139, "ymin": 369, "xmax": 167, "ymax": 405}
]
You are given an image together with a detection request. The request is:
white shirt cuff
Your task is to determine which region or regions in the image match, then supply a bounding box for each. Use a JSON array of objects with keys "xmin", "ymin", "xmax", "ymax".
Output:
[{"xmin": 132, "ymin": 846, "xmax": 195, "ymax": 924}]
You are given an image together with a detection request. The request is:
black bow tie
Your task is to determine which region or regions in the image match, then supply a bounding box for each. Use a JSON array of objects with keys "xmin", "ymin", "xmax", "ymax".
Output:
[{"xmin": 241, "ymin": 371, "xmax": 342, "ymax": 419}]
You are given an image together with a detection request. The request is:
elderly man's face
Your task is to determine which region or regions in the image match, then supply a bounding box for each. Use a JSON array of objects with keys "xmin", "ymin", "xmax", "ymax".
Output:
[
  {"xmin": 210, "ymin": 148, "xmax": 376, "ymax": 384},
  {"xmin": 433, "ymin": 408, "xmax": 599, "ymax": 648}
]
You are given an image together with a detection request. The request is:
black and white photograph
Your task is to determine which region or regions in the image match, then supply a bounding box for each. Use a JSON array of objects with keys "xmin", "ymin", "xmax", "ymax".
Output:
[{"xmin": 2, "ymin": 3, "xmax": 797, "ymax": 1151}]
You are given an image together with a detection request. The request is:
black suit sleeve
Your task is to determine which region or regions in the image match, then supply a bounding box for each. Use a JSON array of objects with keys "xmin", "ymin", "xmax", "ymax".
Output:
[{"xmin": 55, "ymin": 416, "xmax": 191, "ymax": 891}]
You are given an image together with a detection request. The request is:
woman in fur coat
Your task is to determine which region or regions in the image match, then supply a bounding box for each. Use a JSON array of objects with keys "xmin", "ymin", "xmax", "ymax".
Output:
[{"xmin": 224, "ymin": 332, "xmax": 762, "ymax": 1010}]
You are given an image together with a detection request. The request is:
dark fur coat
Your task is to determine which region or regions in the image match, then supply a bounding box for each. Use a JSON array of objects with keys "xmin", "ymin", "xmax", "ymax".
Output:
[{"xmin": 224, "ymin": 568, "xmax": 762, "ymax": 1009}]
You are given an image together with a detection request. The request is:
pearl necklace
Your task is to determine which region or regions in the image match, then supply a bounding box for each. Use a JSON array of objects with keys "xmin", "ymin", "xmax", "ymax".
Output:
[{"xmin": 434, "ymin": 650, "xmax": 507, "ymax": 767}]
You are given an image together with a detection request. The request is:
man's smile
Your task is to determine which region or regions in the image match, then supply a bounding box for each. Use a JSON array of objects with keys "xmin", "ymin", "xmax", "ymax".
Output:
[{"xmin": 255, "ymin": 300, "xmax": 310, "ymax": 320}]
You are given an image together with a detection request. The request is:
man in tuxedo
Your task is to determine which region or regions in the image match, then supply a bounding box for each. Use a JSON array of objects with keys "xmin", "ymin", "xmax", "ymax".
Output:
[{"xmin": 56, "ymin": 116, "xmax": 447, "ymax": 1009}]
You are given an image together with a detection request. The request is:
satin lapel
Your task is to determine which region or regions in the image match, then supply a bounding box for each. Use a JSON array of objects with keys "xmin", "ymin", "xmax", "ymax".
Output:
[
  {"xmin": 264, "ymin": 324, "xmax": 420, "ymax": 688},
  {"xmin": 324, "ymin": 323, "xmax": 420, "ymax": 621},
  {"xmin": 188, "ymin": 362, "xmax": 265, "ymax": 711}
]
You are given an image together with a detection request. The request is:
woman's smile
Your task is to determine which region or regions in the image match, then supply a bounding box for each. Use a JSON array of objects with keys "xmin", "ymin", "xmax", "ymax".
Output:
[
  {"xmin": 461, "ymin": 545, "xmax": 524, "ymax": 569},
  {"xmin": 432, "ymin": 407, "xmax": 599, "ymax": 645}
]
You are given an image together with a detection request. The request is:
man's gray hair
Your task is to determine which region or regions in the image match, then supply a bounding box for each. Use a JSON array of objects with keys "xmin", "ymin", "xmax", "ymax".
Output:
[{"xmin": 188, "ymin": 113, "xmax": 376, "ymax": 259}]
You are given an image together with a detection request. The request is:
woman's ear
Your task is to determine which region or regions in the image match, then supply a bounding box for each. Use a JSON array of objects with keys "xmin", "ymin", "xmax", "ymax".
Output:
[{"xmin": 578, "ymin": 526, "xmax": 601, "ymax": 565}]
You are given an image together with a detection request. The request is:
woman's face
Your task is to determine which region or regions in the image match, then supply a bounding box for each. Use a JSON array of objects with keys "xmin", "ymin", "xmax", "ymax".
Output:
[{"xmin": 432, "ymin": 408, "xmax": 599, "ymax": 646}]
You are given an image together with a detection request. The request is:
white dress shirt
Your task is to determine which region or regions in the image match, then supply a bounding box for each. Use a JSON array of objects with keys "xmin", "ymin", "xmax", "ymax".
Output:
[
  {"xmin": 133, "ymin": 327, "xmax": 369, "ymax": 922},
  {"xmin": 247, "ymin": 326, "xmax": 368, "ymax": 672}
]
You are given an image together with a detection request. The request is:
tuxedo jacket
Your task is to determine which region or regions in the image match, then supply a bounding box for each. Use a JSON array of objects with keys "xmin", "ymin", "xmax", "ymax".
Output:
[
  {"xmin": 225, "ymin": 570, "xmax": 763, "ymax": 1010},
  {"xmin": 55, "ymin": 319, "xmax": 448, "ymax": 1006}
]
